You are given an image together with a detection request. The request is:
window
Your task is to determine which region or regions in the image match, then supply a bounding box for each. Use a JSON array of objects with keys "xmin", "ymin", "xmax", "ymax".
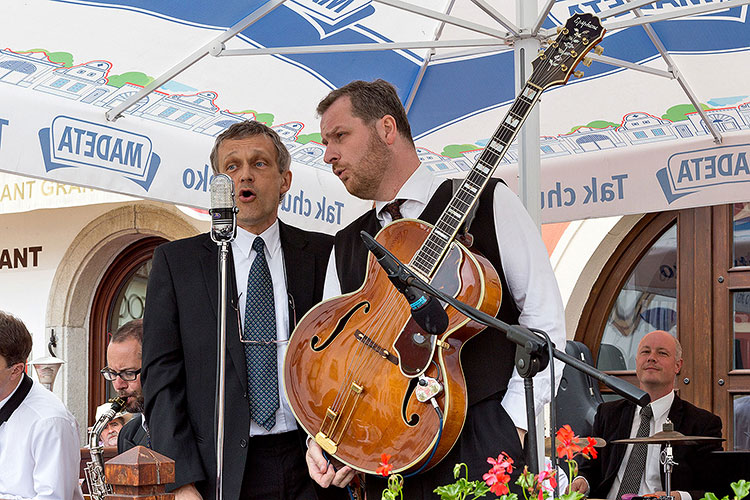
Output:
[
  {"xmin": 176, "ymin": 112, "xmax": 195, "ymax": 123},
  {"xmin": 68, "ymin": 82, "xmax": 85, "ymax": 93},
  {"xmin": 653, "ymin": 128, "xmax": 666, "ymax": 136},
  {"xmin": 598, "ymin": 224, "xmax": 676, "ymax": 370},
  {"xmin": 159, "ymin": 107, "xmax": 177, "ymax": 118},
  {"xmin": 541, "ymin": 145, "xmax": 554, "ymax": 154},
  {"xmin": 51, "ymin": 78, "xmax": 69, "ymax": 88},
  {"xmin": 634, "ymin": 131, "xmax": 647, "ymax": 139}
]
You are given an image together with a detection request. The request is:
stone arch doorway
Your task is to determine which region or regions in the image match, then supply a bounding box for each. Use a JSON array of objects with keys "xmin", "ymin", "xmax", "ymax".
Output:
[{"xmin": 45, "ymin": 202, "xmax": 199, "ymax": 431}]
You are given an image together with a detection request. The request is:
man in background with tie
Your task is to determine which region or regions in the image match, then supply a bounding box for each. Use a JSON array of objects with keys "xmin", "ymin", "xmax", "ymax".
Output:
[
  {"xmin": 142, "ymin": 121, "xmax": 341, "ymax": 499},
  {"xmin": 571, "ymin": 330, "xmax": 722, "ymax": 500}
]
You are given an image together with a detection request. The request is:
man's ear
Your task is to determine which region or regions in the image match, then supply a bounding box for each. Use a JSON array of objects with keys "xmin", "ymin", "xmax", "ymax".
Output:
[{"xmin": 379, "ymin": 114, "xmax": 398, "ymax": 145}]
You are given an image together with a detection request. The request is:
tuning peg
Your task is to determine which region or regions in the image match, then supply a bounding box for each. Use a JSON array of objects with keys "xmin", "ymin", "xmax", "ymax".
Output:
[
  {"xmin": 582, "ymin": 57, "xmax": 593, "ymax": 67},
  {"xmin": 594, "ymin": 46, "xmax": 604, "ymax": 55},
  {"xmin": 573, "ymin": 70, "xmax": 584, "ymax": 78},
  {"xmin": 557, "ymin": 25, "xmax": 564, "ymax": 34}
]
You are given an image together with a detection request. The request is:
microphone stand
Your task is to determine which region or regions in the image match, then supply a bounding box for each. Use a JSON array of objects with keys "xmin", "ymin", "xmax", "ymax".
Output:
[
  {"xmin": 215, "ymin": 240, "xmax": 230, "ymax": 500},
  {"xmin": 210, "ymin": 174, "xmax": 238, "ymax": 500},
  {"xmin": 361, "ymin": 235, "xmax": 650, "ymax": 488}
]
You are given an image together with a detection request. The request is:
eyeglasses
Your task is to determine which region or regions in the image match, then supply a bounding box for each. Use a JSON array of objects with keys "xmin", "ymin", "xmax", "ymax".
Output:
[{"xmin": 101, "ymin": 368, "xmax": 141, "ymax": 381}]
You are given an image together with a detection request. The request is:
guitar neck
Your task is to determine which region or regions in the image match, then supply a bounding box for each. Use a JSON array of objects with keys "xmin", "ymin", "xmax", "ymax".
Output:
[{"xmin": 411, "ymin": 82, "xmax": 544, "ymax": 278}]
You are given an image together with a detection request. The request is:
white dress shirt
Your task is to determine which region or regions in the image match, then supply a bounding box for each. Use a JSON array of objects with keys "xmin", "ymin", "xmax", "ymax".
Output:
[
  {"xmin": 606, "ymin": 392, "xmax": 691, "ymax": 500},
  {"xmin": 323, "ymin": 165, "xmax": 566, "ymax": 431},
  {"xmin": 0, "ymin": 376, "xmax": 84, "ymax": 500},
  {"xmin": 231, "ymin": 221, "xmax": 298, "ymax": 436}
]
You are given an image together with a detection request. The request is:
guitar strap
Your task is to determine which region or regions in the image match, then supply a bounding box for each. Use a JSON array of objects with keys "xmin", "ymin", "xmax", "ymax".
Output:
[{"xmin": 0, "ymin": 373, "xmax": 32, "ymax": 426}]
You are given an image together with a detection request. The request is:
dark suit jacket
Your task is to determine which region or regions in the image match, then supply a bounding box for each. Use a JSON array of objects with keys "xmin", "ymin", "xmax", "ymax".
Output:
[
  {"xmin": 142, "ymin": 222, "xmax": 333, "ymax": 499},
  {"xmin": 117, "ymin": 413, "xmax": 149, "ymax": 454},
  {"xmin": 578, "ymin": 394, "xmax": 722, "ymax": 499}
]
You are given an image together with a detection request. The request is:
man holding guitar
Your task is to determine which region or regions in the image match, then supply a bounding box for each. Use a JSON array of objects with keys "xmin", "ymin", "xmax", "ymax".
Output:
[{"xmin": 306, "ymin": 79, "xmax": 566, "ymax": 498}]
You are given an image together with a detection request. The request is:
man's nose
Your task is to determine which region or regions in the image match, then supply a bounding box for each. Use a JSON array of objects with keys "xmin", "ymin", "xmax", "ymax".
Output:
[
  {"xmin": 323, "ymin": 146, "xmax": 338, "ymax": 165},
  {"xmin": 112, "ymin": 378, "xmax": 127, "ymax": 391}
]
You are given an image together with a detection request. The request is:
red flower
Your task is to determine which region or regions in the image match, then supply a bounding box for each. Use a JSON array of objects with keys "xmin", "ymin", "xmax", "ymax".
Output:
[
  {"xmin": 581, "ymin": 436, "xmax": 598, "ymax": 459},
  {"xmin": 375, "ymin": 453, "xmax": 393, "ymax": 476},
  {"xmin": 556, "ymin": 424, "xmax": 583, "ymax": 460},
  {"xmin": 484, "ymin": 452, "xmax": 514, "ymax": 495},
  {"xmin": 486, "ymin": 452, "xmax": 514, "ymax": 474}
]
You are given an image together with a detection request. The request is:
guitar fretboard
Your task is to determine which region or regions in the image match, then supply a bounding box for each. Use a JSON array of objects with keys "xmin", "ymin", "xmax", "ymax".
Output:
[{"xmin": 411, "ymin": 83, "xmax": 543, "ymax": 277}]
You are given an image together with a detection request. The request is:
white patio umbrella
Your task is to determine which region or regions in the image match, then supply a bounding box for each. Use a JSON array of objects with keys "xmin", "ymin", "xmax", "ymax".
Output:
[{"xmin": 0, "ymin": 0, "xmax": 749, "ymax": 228}]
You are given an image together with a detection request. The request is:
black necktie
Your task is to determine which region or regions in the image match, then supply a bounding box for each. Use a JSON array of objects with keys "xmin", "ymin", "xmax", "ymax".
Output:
[{"xmin": 617, "ymin": 404, "xmax": 654, "ymax": 499}]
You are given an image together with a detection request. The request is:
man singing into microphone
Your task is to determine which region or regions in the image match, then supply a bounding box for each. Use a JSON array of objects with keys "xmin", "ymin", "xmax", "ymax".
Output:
[
  {"xmin": 142, "ymin": 121, "xmax": 343, "ymax": 500},
  {"xmin": 307, "ymin": 79, "xmax": 566, "ymax": 498}
]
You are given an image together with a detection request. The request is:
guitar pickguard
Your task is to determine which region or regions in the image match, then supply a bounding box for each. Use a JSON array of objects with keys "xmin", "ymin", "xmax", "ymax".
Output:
[{"xmin": 393, "ymin": 243, "xmax": 463, "ymax": 377}]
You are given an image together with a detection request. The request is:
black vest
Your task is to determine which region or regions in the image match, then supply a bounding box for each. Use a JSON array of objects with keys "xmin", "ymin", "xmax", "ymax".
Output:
[{"xmin": 334, "ymin": 179, "xmax": 520, "ymax": 406}]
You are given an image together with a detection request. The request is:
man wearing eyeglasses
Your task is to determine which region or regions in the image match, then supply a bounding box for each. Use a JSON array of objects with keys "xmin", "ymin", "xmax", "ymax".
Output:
[{"xmin": 102, "ymin": 319, "xmax": 149, "ymax": 453}]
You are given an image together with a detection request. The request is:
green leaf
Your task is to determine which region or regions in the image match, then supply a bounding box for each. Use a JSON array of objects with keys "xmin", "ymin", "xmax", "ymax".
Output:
[
  {"xmin": 731, "ymin": 480, "xmax": 750, "ymax": 500},
  {"xmin": 558, "ymin": 491, "xmax": 585, "ymax": 500},
  {"xmin": 435, "ymin": 482, "xmax": 464, "ymax": 500}
]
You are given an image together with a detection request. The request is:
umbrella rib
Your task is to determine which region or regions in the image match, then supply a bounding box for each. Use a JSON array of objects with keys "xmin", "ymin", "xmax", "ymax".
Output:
[
  {"xmin": 430, "ymin": 46, "xmax": 510, "ymax": 62},
  {"xmin": 405, "ymin": 0, "xmax": 457, "ymax": 114},
  {"xmin": 218, "ymin": 39, "xmax": 510, "ymax": 56},
  {"xmin": 469, "ymin": 0, "xmax": 520, "ymax": 36},
  {"xmin": 104, "ymin": 0, "xmax": 288, "ymax": 121},
  {"xmin": 372, "ymin": 0, "xmax": 510, "ymax": 39},
  {"xmin": 532, "ymin": 0, "xmax": 557, "ymax": 36},
  {"xmin": 587, "ymin": 53, "xmax": 673, "ymax": 79},
  {"xmin": 629, "ymin": 3, "xmax": 723, "ymax": 143}
]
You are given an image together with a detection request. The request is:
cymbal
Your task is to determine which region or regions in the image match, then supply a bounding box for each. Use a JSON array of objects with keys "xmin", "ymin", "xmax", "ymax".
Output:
[
  {"xmin": 545, "ymin": 436, "xmax": 607, "ymax": 455},
  {"xmin": 612, "ymin": 430, "xmax": 725, "ymax": 446}
]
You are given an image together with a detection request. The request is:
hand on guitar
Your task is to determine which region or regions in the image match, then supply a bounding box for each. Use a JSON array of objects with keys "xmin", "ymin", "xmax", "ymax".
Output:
[{"xmin": 306, "ymin": 440, "xmax": 357, "ymax": 488}]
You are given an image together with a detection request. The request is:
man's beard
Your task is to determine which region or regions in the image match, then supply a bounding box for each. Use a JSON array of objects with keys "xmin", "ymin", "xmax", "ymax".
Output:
[
  {"xmin": 119, "ymin": 390, "xmax": 145, "ymax": 413},
  {"xmin": 345, "ymin": 129, "xmax": 393, "ymax": 200}
]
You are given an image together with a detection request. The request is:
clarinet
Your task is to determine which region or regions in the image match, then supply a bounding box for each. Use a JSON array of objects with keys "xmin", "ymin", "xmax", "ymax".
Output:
[{"xmin": 84, "ymin": 397, "xmax": 126, "ymax": 500}]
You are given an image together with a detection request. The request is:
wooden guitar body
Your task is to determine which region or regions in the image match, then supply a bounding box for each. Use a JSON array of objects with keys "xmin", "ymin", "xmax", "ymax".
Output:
[{"xmin": 284, "ymin": 219, "xmax": 501, "ymax": 474}]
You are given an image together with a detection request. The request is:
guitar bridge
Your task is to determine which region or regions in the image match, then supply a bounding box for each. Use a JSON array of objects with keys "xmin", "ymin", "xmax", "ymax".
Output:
[{"xmin": 316, "ymin": 381, "xmax": 365, "ymax": 457}]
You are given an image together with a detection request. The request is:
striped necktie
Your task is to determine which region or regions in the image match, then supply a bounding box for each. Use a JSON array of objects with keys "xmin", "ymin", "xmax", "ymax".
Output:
[{"xmin": 616, "ymin": 404, "xmax": 653, "ymax": 499}]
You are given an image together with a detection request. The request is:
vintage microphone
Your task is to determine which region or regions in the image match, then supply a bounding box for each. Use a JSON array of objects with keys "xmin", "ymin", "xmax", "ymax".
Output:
[
  {"xmin": 209, "ymin": 173, "xmax": 237, "ymax": 500},
  {"xmin": 360, "ymin": 231, "xmax": 449, "ymax": 335}
]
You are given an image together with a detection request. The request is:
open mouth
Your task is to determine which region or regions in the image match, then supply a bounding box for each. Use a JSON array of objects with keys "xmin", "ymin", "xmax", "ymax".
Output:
[{"xmin": 238, "ymin": 187, "xmax": 256, "ymax": 202}]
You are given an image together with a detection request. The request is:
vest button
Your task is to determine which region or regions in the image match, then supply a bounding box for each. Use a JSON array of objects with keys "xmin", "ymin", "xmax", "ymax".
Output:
[{"xmin": 240, "ymin": 438, "xmax": 248, "ymax": 448}]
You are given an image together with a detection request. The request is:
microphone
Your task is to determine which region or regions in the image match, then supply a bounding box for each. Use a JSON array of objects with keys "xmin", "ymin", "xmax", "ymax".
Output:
[
  {"xmin": 360, "ymin": 231, "xmax": 449, "ymax": 335},
  {"xmin": 209, "ymin": 173, "xmax": 237, "ymax": 243}
]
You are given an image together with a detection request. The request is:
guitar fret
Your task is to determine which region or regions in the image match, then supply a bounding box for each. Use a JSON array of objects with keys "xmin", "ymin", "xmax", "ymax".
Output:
[
  {"xmin": 504, "ymin": 115, "xmax": 520, "ymax": 129},
  {"xmin": 447, "ymin": 207, "xmax": 462, "ymax": 220}
]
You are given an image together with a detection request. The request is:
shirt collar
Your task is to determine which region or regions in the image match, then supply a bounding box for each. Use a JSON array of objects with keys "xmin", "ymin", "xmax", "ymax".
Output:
[
  {"xmin": 374, "ymin": 164, "xmax": 442, "ymax": 217},
  {"xmin": 0, "ymin": 375, "xmax": 24, "ymax": 410},
  {"xmin": 648, "ymin": 390, "xmax": 675, "ymax": 422},
  {"xmin": 234, "ymin": 220, "xmax": 281, "ymax": 259}
]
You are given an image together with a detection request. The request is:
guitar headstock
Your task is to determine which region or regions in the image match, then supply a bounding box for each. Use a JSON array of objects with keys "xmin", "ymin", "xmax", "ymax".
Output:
[{"xmin": 530, "ymin": 13, "xmax": 605, "ymax": 90}]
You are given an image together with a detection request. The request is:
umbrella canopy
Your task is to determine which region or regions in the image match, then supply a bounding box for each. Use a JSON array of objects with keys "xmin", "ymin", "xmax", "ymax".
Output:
[{"xmin": 1, "ymin": 0, "xmax": 749, "ymax": 227}]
